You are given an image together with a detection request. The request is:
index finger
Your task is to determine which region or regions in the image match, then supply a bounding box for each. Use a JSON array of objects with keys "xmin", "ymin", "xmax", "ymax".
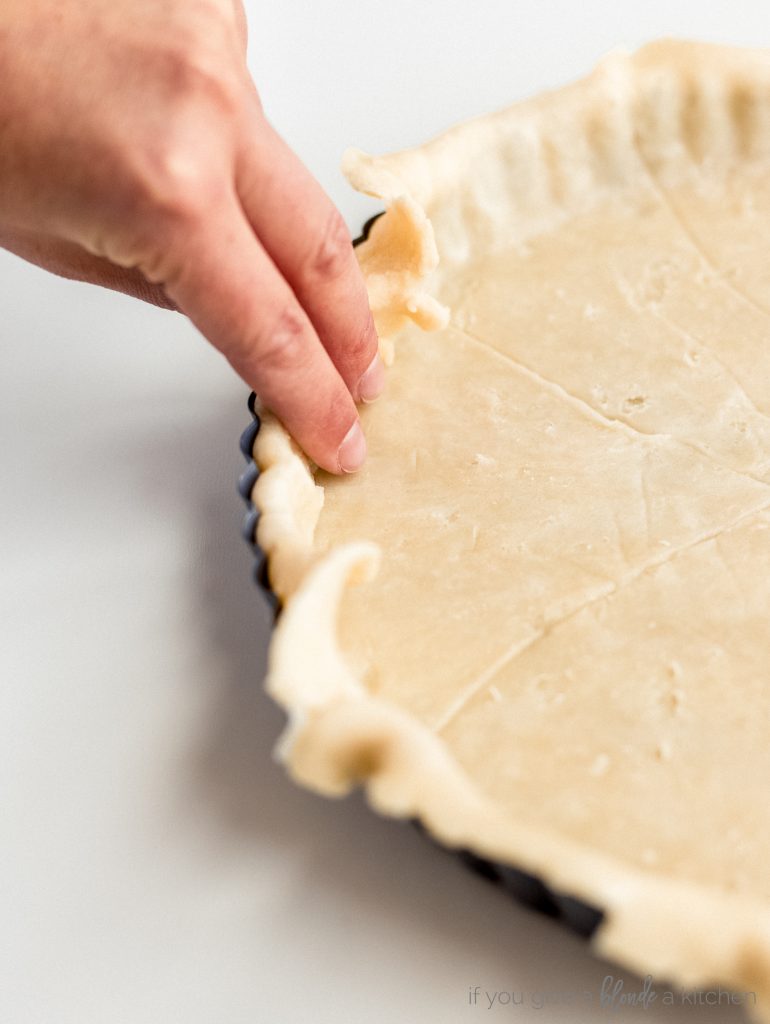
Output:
[
  {"xmin": 155, "ymin": 191, "xmax": 366, "ymax": 475},
  {"xmin": 235, "ymin": 117, "xmax": 384, "ymax": 405}
]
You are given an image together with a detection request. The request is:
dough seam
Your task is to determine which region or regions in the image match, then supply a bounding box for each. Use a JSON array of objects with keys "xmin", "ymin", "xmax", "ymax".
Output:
[{"xmin": 453, "ymin": 320, "xmax": 770, "ymax": 484}]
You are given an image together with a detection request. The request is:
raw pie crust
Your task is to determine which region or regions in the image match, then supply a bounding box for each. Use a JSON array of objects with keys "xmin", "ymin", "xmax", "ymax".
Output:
[{"xmin": 253, "ymin": 41, "xmax": 770, "ymax": 1012}]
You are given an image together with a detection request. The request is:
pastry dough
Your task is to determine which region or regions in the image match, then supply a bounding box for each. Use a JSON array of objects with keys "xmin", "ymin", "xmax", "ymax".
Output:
[{"xmin": 252, "ymin": 41, "xmax": 770, "ymax": 1014}]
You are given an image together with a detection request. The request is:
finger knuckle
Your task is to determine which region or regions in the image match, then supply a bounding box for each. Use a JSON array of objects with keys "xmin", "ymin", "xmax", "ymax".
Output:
[
  {"xmin": 115, "ymin": 153, "xmax": 213, "ymax": 282},
  {"xmin": 305, "ymin": 209, "xmax": 353, "ymax": 282},
  {"xmin": 256, "ymin": 306, "xmax": 311, "ymax": 373},
  {"xmin": 155, "ymin": 23, "xmax": 241, "ymax": 114},
  {"xmin": 110, "ymin": 5, "xmax": 242, "ymax": 133},
  {"xmin": 133, "ymin": 142, "xmax": 212, "ymax": 229}
]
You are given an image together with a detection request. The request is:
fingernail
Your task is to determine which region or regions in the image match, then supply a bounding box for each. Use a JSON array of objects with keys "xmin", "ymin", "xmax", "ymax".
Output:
[
  {"xmin": 358, "ymin": 353, "xmax": 385, "ymax": 404},
  {"xmin": 337, "ymin": 420, "xmax": 367, "ymax": 473}
]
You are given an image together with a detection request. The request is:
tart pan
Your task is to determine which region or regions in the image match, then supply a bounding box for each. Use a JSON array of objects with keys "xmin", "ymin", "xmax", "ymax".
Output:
[
  {"xmin": 234, "ymin": 45, "xmax": 770, "ymax": 1013},
  {"xmin": 237, "ymin": 215, "xmax": 604, "ymax": 944}
]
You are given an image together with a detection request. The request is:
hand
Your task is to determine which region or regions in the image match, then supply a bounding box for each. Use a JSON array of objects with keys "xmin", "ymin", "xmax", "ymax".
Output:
[{"xmin": 0, "ymin": 0, "xmax": 383, "ymax": 473}]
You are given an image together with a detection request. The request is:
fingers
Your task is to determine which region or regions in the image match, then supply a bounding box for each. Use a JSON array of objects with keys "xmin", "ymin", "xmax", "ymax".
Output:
[
  {"xmin": 0, "ymin": 227, "xmax": 175, "ymax": 309},
  {"xmin": 235, "ymin": 116, "xmax": 384, "ymax": 404},
  {"xmin": 155, "ymin": 192, "xmax": 365, "ymax": 474}
]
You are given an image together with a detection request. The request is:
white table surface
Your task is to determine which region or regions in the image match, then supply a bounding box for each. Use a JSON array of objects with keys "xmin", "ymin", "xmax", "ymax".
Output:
[{"xmin": 2, "ymin": 3, "xmax": 767, "ymax": 1021}]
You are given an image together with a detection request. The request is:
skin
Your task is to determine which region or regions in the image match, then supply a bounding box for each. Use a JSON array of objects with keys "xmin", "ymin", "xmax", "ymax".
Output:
[{"xmin": 0, "ymin": 0, "xmax": 383, "ymax": 473}]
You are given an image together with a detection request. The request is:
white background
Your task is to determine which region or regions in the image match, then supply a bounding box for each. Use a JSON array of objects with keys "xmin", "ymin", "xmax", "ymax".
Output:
[{"xmin": 1, "ymin": 2, "xmax": 767, "ymax": 1022}]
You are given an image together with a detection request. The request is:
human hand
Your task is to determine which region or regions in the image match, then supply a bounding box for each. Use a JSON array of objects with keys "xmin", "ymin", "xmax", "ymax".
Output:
[{"xmin": 0, "ymin": 0, "xmax": 382, "ymax": 473}]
